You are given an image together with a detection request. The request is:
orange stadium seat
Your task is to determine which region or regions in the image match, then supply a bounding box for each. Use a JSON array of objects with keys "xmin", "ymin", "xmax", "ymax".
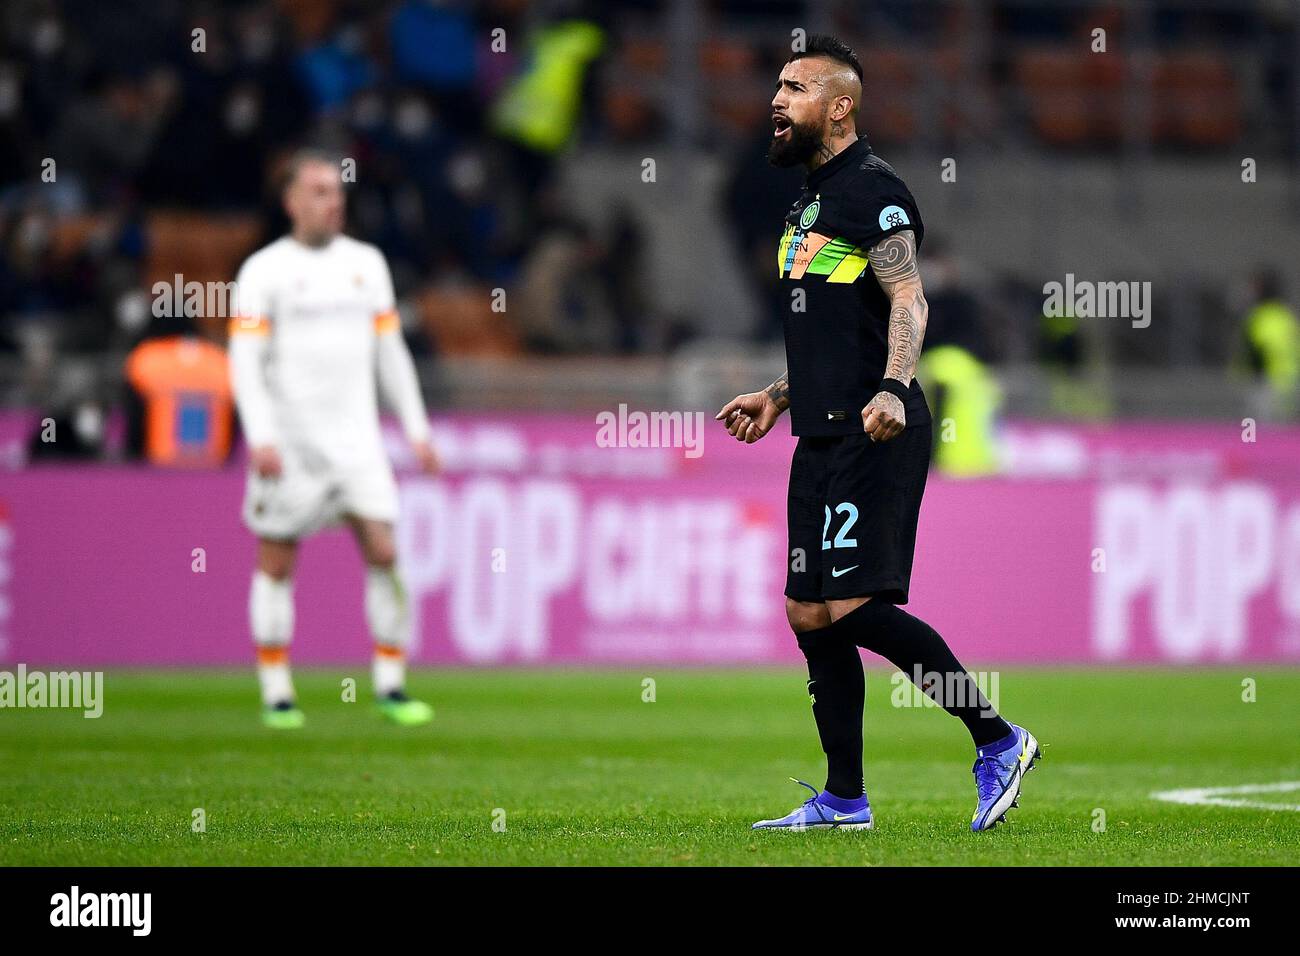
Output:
[
  {"xmin": 858, "ymin": 48, "xmax": 919, "ymax": 144},
  {"xmin": 622, "ymin": 37, "xmax": 667, "ymax": 74},
  {"xmin": 1153, "ymin": 52, "xmax": 1240, "ymax": 147},
  {"xmin": 417, "ymin": 284, "xmax": 521, "ymax": 357},
  {"xmin": 49, "ymin": 215, "xmax": 110, "ymax": 263},
  {"xmin": 930, "ymin": 47, "xmax": 986, "ymax": 140},
  {"xmin": 1015, "ymin": 47, "xmax": 1125, "ymax": 147},
  {"xmin": 701, "ymin": 39, "xmax": 754, "ymax": 77},
  {"xmin": 145, "ymin": 212, "xmax": 263, "ymax": 339},
  {"xmin": 707, "ymin": 87, "xmax": 769, "ymax": 135},
  {"xmin": 603, "ymin": 85, "xmax": 659, "ymax": 141},
  {"xmin": 700, "ymin": 38, "xmax": 757, "ymax": 132},
  {"xmin": 277, "ymin": 0, "xmax": 337, "ymax": 44}
]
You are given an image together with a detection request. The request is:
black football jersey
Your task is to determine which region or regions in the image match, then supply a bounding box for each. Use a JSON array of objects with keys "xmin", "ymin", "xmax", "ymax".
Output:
[{"xmin": 777, "ymin": 137, "xmax": 931, "ymax": 436}]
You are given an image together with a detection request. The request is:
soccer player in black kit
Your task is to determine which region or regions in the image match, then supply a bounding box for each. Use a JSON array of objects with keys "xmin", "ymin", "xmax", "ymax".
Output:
[{"xmin": 717, "ymin": 36, "xmax": 1041, "ymax": 831}]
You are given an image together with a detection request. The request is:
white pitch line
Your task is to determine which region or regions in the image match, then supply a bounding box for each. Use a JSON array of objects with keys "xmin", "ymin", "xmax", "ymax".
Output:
[{"xmin": 1151, "ymin": 781, "xmax": 1300, "ymax": 812}]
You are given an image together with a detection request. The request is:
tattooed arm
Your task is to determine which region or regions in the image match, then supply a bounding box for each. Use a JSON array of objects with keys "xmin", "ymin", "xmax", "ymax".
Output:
[
  {"xmin": 764, "ymin": 369, "xmax": 791, "ymax": 412},
  {"xmin": 715, "ymin": 369, "xmax": 789, "ymax": 444},
  {"xmin": 862, "ymin": 229, "xmax": 928, "ymax": 442}
]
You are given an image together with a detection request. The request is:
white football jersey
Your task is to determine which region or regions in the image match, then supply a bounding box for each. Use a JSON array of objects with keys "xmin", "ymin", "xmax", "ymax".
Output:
[{"xmin": 232, "ymin": 234, "xmax": 400, "ymax": 467}]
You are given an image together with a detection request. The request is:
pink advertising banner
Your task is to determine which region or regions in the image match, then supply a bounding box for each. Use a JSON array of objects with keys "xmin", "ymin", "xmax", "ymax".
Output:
[{"xmin": 2, "ymin": 413, "xmax": 1299, "ymax": 666}]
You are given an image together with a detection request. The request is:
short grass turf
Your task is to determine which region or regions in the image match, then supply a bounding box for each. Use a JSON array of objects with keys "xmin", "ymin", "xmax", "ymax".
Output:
[{"xmin": 2, "ymin": 668, "xmax": 1298, "ymax": 866}]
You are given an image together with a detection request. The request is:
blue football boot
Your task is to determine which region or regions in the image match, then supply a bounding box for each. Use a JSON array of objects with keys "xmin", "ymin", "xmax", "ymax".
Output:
[
  {"xmin": 752, "ymin": 778, "xmax": 874, "ymax": 831},
  {"xmin": 970, "ymin": 723, "xmax": 1041, "ymax": 831}
]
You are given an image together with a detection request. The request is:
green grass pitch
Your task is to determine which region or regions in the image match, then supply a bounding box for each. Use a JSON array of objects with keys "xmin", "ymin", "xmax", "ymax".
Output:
[{"xmin": 2, "ymin": 668, "xmax": 1298, "ymax": 866}]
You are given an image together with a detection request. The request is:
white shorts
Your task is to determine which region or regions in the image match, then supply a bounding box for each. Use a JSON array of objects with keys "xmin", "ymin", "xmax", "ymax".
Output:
[{"xmin": 242, "ymin": 451, "xmax": 399, "ymax": 540}]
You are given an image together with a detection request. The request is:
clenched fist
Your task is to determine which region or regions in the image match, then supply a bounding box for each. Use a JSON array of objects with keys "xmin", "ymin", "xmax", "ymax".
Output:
[{"xmin": 862, "ymin": 391, "xmax": 905, "ymax": 442}]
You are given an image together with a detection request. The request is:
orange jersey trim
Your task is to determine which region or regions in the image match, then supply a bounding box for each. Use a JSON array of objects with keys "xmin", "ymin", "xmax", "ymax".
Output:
[
  {"xmin": 229, "ymin": 315, "xmax": 270, "ymax": 336},
  {"xmin": 373, "ymin": 309, "xmax": 400, "ymax": 334}
]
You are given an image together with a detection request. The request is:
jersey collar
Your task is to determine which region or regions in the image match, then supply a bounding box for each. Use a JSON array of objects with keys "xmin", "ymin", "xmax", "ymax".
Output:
[{"xmin": 806, "ymin": 135, "xmax": 870, "ymax": 189}]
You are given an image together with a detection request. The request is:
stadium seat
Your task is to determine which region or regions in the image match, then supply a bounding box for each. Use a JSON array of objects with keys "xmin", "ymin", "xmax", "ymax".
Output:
[
  {"xmin": 146, "ymin": 212, "xmax": 262, "ymax": 339},
  {"xmin": 1152, "ymin": 52, "xmax": 1240, "ymax": 147},
  {"xmin": 50, "ymin": 215, "xmax": 111, "ymax": 263},
  {"xmin": 622, "ymin": 37, "xmax": 667, "ymax": 74},
  {"xmin": 858, "ymin": 48, "xmax": 919, "ymax": 144},
  {"xmin": 1015, "ymin": 47, "xmax": 1125, "ymax": 147},
  {"xmin": 701, "ymin": 39, "xmax": 754, "ymax": 77},
  {"xmin": 417, "ymin": 284, "xmax": 521, "ymax": 356}
]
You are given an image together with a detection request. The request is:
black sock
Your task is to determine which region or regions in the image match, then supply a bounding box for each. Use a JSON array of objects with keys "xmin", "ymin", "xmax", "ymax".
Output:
[
  {"xmin": 796, "ymin": 624, "xmax": 864, "ymax": 799},
  {"xmin": 831, "ymin": 600, "xmax": 1011, "ymax": 748}
]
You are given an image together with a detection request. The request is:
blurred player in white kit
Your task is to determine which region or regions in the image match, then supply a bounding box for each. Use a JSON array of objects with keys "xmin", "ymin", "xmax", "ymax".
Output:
[{"xmin": 229, "ymin": 149, "xmax": 439, "ymax": 729}]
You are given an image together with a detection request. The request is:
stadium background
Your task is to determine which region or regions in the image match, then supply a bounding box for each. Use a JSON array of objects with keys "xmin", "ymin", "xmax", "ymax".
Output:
[{"xmin": 2, "ymin": 0, "xmax": 1297, "ymax": 667}]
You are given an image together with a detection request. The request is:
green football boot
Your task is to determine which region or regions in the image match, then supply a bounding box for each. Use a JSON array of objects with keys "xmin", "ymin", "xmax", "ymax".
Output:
[
  {"xmin": 376, "ymin": 689, "xmax": 434, "ymax": 726},
  {"xmin": 262, "ymin": 700, "xmax": 306, "ymax": 729}
]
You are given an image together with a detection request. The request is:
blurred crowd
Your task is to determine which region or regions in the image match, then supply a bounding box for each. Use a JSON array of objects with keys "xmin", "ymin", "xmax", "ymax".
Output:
[
  {"xmin": 0, "ymin": 0, "xmax": 1297, "ymax": 466},
  {"xmin": 0, "ymin": 1, "xmax": 617, "ymax": 365}
]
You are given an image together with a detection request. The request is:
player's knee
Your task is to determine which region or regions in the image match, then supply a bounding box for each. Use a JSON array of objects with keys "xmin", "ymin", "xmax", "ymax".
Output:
[
  {"xmin": 260, "ymin": 560, "xmax": 294, "ymax": 582},
  {"xmin": 350, "ymin": 518, "xmax": 396, "ymax": 567},
  {"xmin": 827, "ymin": 595, "xmax": 871, "ymax": 623},
  {"xmin": 364, "ymin": 539, "xmax": 396, "ymax": 568},
  {"xmin": 257, "ymin": 539, "xmax": 297, "ymax": 581},
  {"xmin": 786, "ymin": 598, "xmax": 831, "ymax": 634}
]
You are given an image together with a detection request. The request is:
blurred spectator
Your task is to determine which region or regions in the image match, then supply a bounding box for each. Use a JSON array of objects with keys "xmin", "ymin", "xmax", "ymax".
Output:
[
  {"xmin": 599, "ymin": 205, "xmax": 647, "ymax": 353},
  {"xmin": 489, "ymin": 13, "xmax": 607, "ymax": 262},
  {"xmin": 1036, "ymin": 303, "xmax": 1083, "ymax": 371},
  {"xmin": 918, "ymin": 241, "xmax": 1001, "ymax": 476},
  {"xmin": 51, "ymin": 67, "xmax": 178, "ymax": 207},
  {"xmin": 26, "ymin": 399, "xmax": 105, "ymax": 461},
  {"xmin": 1240, "ymin": 268, "xmax": 1299, "ymax": 419},
  {"xmin": 0, "ymin": 0, "xmax": 1293, "ymax": 423},
  {"xmin": 490, "ymin": 17, "xmax": 605, "ymax": 159},
  {"xmin": 515, "ymin": 217, "xmax": 617, "ymax": 353}
]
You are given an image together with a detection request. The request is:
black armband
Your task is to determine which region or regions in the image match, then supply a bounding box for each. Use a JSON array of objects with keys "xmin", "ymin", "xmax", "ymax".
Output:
[{"xmin": 877, "ymin": 377, "xmax": 910, "ymax": 402}]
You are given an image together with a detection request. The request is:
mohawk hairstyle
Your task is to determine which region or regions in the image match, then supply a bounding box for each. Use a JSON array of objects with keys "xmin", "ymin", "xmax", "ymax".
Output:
[{"xmin": 788, "ymin": 34, "xmax": 863, "ymax": 82}]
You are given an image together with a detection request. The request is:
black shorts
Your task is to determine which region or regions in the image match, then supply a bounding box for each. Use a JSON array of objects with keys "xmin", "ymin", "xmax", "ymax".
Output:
[{"xmin": 784, "ymin": 423, "xmax": 931, "ymax": 605}]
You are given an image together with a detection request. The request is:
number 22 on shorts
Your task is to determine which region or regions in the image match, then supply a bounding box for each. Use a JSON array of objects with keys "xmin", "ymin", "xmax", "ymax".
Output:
[{"xmin": 822, "ymin": 502, "xmax": 859, "ymax": 550}]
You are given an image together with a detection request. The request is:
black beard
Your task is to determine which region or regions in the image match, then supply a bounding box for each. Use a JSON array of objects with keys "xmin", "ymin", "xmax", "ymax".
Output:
[{"xmin": 767, "ymin": 120, "xmax": 822, "ymax": 168}]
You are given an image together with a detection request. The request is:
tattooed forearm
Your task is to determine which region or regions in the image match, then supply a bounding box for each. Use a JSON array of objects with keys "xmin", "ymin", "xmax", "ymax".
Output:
[
  {"xmin": 868, "ymin": 230, "xmax": 928, "ymax": 384},
  {"xmin": 884, "ymin": 298, "xmax": 923, "ymax": 381},
  {"xmin": 765, "ymin": 370, "xmax": 791, "ymax": 411}
]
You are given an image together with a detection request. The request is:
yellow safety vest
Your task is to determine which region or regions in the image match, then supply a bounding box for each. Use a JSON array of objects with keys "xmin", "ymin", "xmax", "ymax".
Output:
[
  {"xmin": 1245, "ymin": 300, "xmax": 1300, "ymax": 414},
  {"xmin": 918, "ymin": 345, "xmax": 1001, "ymax": 477},
  {"xmin": 491, "ymin": 21, "xmax": 605, "ymax": 154}
]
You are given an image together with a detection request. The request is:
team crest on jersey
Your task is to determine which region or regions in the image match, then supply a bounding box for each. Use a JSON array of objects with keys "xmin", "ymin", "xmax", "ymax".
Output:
[
  {"xmin": 878, "ymin": 205, "xmax": 910, "ymax": 230},
  {"xmin": 799, "ymin": 201, "xmax": 821, "ymax": 230}
]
